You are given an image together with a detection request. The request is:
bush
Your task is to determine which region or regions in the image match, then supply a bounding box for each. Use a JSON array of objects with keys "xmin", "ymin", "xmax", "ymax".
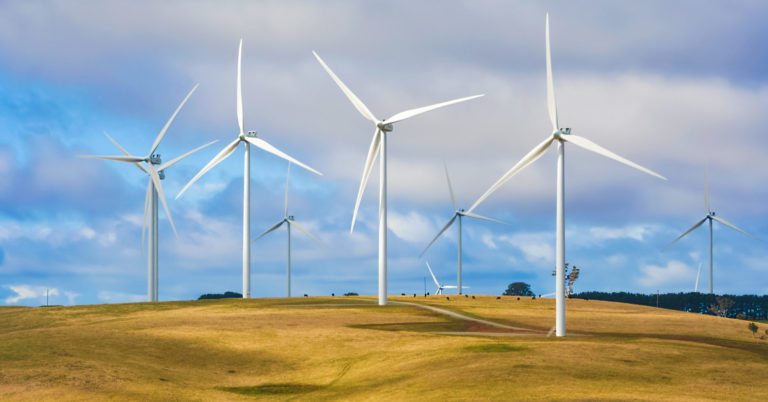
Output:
[{"xmin": 198, "ymin": 291, "xmax": 242, "ymax": 300}]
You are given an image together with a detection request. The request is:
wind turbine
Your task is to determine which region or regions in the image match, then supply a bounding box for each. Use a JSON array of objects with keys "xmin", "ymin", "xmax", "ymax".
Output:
[
  {"xmin": 80, "ymin": 84, "xmax": 216, "ymax": 302},
  {"xmin": 664, "ymin": 176, "xmax": 758, "ymax": 294},
  {"xmin": 467, "ymin": 14, "xmax": 666, "ymax": 336},
  {"xmin": 313, "ymin": 50, "xmax": 483, "ymax": 306},
  {"xmin": 425, "ymin": 261, "xmax": 465, "ymax": 295},
  {"xmin": 176, "ymin": 40, "xmax": 322, "ymax": 299},
  {"xmin": 420, "ymin": 163, "xmax": 508, "ymax": 294},
  {"xmin": 253, "ymin": 163, "xmax": 323, "ymax": 297}
]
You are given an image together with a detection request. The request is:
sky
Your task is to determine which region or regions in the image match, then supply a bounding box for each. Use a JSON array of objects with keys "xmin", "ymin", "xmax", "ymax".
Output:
[{"xmin": 2, "ymin": 0, "xmax": 767, "ymax": 306}]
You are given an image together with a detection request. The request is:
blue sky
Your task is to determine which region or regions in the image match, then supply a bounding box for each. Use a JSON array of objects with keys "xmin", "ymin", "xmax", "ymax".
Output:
[{"xmin": 2, "ymin": 0, "xmax": 767, "ymax": 306}]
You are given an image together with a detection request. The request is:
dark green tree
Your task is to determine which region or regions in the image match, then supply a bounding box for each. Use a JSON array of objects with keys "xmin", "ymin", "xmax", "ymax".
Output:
[{"xmin": 503, "ymin": 282, "xmax": 534, "ymax": 296}]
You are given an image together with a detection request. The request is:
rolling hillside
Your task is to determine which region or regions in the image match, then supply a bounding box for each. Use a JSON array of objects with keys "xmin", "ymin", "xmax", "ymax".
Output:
[{"xmin": 1, "ymin": 296, "xmax": 767, "ymax": 401}]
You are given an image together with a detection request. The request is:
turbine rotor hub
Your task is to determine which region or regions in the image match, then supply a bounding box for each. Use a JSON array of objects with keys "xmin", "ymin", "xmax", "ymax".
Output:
[{"xmin": 377, "ymin": 122, "xmax": 394, "ymax": 132}]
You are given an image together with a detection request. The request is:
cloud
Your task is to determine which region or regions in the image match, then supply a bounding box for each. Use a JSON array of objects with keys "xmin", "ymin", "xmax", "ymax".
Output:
[
  {"xmin": 97, "ymin": 290, "xmax": 145, "ymax": 303},
  {"xmin": 497, "ymin": 232, "xmax": 554, "ymax": 263},
  {"xmin": 4, "ymin": 285, "xmax": 58, "ymax": 304},
  {"xmin": 637, "ymin": 260, "xmax": 695, "ymax": 289},
  {"xmin": 387, "ymin": 210, "xmax": 437, "ymax": 244},
  {"xmin": 588, "ymin": 224, "xmax": 659, "ymax": 242}
]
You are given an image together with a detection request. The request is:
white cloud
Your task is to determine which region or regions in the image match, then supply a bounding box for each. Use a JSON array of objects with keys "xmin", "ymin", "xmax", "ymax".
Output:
[
  {"xmin": 97, "ymin": 290, "xmax": 145, "ymax": 303},
  {"xmin": 497, "ymin": 232, "xmax": 554, "ymax": 263},
  {"xmin": 387, "ymin": 210, "xmax": 437, "ymax": 244},
  {"xmin": 588, "ymin": 224, "xmax": 659, "ymax": 242},
  {"xmin": 481, "ymin": 233, "xmax": 497, "ymax": 249},
  {"xmin": 637, "ymin": 260, "xmax": 695, "ymax": 288},
  {"xmin": 4, "ymin": 285, "xmax": 58, "ymax": 304}
]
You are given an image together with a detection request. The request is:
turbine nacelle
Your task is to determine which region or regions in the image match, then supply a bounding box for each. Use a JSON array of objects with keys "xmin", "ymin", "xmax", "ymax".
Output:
[
  {"xmin": 553, "ymin": 127, "xmax": 571, "ymax": 139},
  {"xmin": 377, "ymin": 121, "xmax": 394, "ymax": 132},
  {"xmin": 246, "ymin": 130, "xmax": 258, "ymax": 138},
  {"xmin": 149, "ymin": 154, "xmax": 162, "ymax": 165}
]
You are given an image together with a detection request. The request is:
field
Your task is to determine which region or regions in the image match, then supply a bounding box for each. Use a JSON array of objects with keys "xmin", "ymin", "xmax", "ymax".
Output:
[{"xmin": 1, "ymin": 295, "xmax": 768, "ymax": 401}]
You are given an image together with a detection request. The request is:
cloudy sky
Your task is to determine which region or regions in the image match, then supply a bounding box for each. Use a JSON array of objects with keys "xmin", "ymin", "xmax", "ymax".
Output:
[{"xmin": 2, "ymin": 0, "xmax": 767, "ymax": 306}]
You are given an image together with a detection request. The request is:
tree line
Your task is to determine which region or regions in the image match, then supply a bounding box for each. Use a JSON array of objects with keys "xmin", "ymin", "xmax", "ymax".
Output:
[{"xmin": 571, "ymin": 291, "xmax": 768, "ymax": 320}]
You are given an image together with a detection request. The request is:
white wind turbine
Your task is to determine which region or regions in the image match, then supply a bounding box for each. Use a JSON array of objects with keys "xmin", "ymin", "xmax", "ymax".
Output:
[
  {"xmin": 80, "ymin": 85, "xmax": 216, "ymax": 302},
  {"xmin": 176, "ymin": 40, "xmax": 322, "ymax": 299},
  {"xmin": 313, "ymin": 51, "xmax": 483, "ymax": 306},
  {"xmin": 425, "ymin": 261, "xmax": 465, "ymax": 295},
  {"xmin": 420, "ymin": 163, "xmax": 508, "ymax": 294},
  {"xmin": 467, "ymin": 14, "xmax": 666, "ymax": 336},
  {"xmin": 664, "ymin": 176, "xmax": 758, "ymax": 294},
  {"xmin": 253, "ymin": 163, "xmax": 323, "ymax": 297}
]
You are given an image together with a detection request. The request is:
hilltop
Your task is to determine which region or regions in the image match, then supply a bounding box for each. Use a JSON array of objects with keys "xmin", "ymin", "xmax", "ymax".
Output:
[{"xmin": 1, "ymin": 296, "xmax": 767, "ymax": 400}]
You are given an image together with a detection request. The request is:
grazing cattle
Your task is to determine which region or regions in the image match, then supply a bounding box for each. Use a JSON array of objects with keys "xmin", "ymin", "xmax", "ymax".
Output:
[
  {"xmin": 446, "ymin": 297, "xmax": 450, "ymax": 301},
  {"xmin": 472, "ymin": 295, "xmax": 476, "ymax": 299},
  {"xmin": 496, "ymin": 296, "xmax": 501, "ymax": 300}
]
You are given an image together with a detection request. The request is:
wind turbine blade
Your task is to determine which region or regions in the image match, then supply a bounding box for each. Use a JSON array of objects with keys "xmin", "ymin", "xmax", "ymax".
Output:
[
  {"xmin": 468, "ymin": 136, "xmax": 554, "ymax": 213},
  {"xmin": 147, "ymin": 164, "xmax": 177, "ymax": 238},
  {"xmin": 243, "ymin": 136, "xmax": 322, "ymax": 176},
  {"xmin": 176, "ymin": 138, "xmax": 241, "ymax": 199},
  {"xmin": 284, "ymin": 163, "xmax": 291, "ymax": 217},
  {"xmin": 159, "ymin": 140, "xmax": 218, "ymax": 171},
  {"xmin": 711, "ymin": 215, "xmax": 760, "ymax": 240},
  {"xmin": 425, "ymin": 261, "xmax": 440, "ymax": 287},
  {"xmin": 444, "ymin": 162, "xmax": 457, "ymax": 211},
  {"xmin": 705, "ymin": 169, "xmax": 711, "ymax": 213},
  {"xmin": 312, "ymin": 51, "xmax": 377, "ymax": 123},
  {"xmin": 78, "ymin": 155, "xmax": 145, "ymax": 163},
  {"xmin": 563, "ymin": 135, "xmax": 667, "ymax": 180},
  {"xmin": 103, "ymin": 131, "xmax": 148, "ymax": 174},
  {"xmin": 237, "ymin": 39, "xmax": 244, "ymax": 134},
  {"xmin": 142, "ymin": 178, "xmax": 151, "ymax": 248},
  {"xmin": 545, "ymin": 13, "xmax": 558, "ymax": 132},
  {"xmin": 288, "ymin": 219, "xmax": 324, "ymax": 244},
  {"xmin": 420, "ymin": 215, "xmax": 458, "ymax": 257},
  {"xmin": 443, "ymin": 286, "xmax": 458, "ymax": 289},
  {"xmin": 351, "ymin": 129, "xmax": 381, "ymax": 232},
  {"xmin": 663, "ymin": 217, "xmax": 707, "ymax": 250},
  {"xmin": 253, "ymin": 219, "xmax": 285, "ymax": 242},
  {"xmin": 462, "ymin": 211, "xmax": 510, "ymax": 226},
  {"xmin": 149, "ymin": 84, "xmax": 199, "ymax": 156},
  {"xmin": 385, "ymin": 95, "xmax": 484, "ymax": 125},
  {"xmin": 695, "ymin": 262, "xmax": 702, "ymax": 292}
]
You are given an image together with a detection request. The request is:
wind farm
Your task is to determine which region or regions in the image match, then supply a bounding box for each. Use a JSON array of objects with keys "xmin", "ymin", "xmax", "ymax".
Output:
[{"xmin": 2, "ymin": 2, "xmax": 768, "ymax": 400}]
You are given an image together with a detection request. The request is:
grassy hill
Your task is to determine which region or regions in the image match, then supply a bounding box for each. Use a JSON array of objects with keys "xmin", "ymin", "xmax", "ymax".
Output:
[{"xmin": 1, "ymin": 295, "xmax": 767, "ymax": 401}]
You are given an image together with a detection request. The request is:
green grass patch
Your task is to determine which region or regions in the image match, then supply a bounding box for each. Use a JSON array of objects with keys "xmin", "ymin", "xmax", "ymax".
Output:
[
  {"xmin": 464, "ymin": 344, "xmax": 528, "ymax": 353},
  {"xmin": 216, "ymin": 383, "xmax": 323, "ymax": 395}
]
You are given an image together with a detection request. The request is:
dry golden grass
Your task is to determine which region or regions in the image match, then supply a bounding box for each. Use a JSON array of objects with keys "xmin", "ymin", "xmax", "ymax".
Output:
[{"xmin": 1, "ymin": 295, "xmax": 767, "ymax": 401}]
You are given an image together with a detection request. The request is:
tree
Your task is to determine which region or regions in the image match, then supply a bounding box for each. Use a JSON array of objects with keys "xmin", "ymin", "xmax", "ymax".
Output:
[
  {"xmin": 198, "ymin": 291, "xmax": 242, "ymax": 300},
  {"xmin": 503, "ymin": 282, "xmax": 534, "ymax": 296},
  {"xmin": 552, "ymin": 263, "xmax": 580, "ymax": 298},
  {"xmin": 708, "ymin": 296, "xmax": 736, "ymax": 317}
]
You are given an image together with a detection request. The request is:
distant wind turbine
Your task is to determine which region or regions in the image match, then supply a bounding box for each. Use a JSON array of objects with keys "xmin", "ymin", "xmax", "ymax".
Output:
[
  {"xmin": 253, "ymin": 163, "xmax": 323, "ymax": 297},
  {"xmin": 467, "ymin": 14, "xmax": 666, "ymax": 336},
  {"xmin": 313, "ymin": 50, "xmax": 483, "ymax": 306},
  {"xmin": 177, "ymin": 40, "xmax": 322, "ymax": 299},
  {"xmin": 425, "ymin": 261, "xmax": 466, "ymax": 295},
  {"xmin": 420, "ymin": 163, "xmax": 508, "ymax": 294},
  {"xmin": 80, "ymin": 84, "xmax": 216, "ymax": 301},
  {"xmin": 664, "ymin": 175, "xmax": 758, "ymax": 294}
]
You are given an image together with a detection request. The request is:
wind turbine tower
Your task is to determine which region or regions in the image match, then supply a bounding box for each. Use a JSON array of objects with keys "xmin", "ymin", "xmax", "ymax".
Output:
[
  {"xmin": 468, "ymin": 14, "xmax": 666, "ymax": 336},
  {"xmin": 313, "ymin": 51, "xmax": 482, "ymax": 305}
]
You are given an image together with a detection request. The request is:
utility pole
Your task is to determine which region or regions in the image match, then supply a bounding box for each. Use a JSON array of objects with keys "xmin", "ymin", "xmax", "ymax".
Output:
[
  {"xmin": 656, "ymin": 290, "xmax": 659, "ymax": 308},
  {"xmin": 423, "ymin": 276, "xmax": 427, "ymax": 297},
  {"xmin": 46, "ymin": 288, "xmax": 48, "ymax": 306}
]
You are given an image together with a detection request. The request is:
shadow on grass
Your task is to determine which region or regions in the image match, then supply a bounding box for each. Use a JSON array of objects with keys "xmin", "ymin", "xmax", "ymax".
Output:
[
  {"xmin": 464, "ymin": 344, "xmax": 529, "ymax": 353},
  {"xmin": 216, "ymin": 383, "xmax": 323, "ymax": 395},
  {"xmin": 349, "ymin": 319, "xmax": 470, "ymax": 333}
]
